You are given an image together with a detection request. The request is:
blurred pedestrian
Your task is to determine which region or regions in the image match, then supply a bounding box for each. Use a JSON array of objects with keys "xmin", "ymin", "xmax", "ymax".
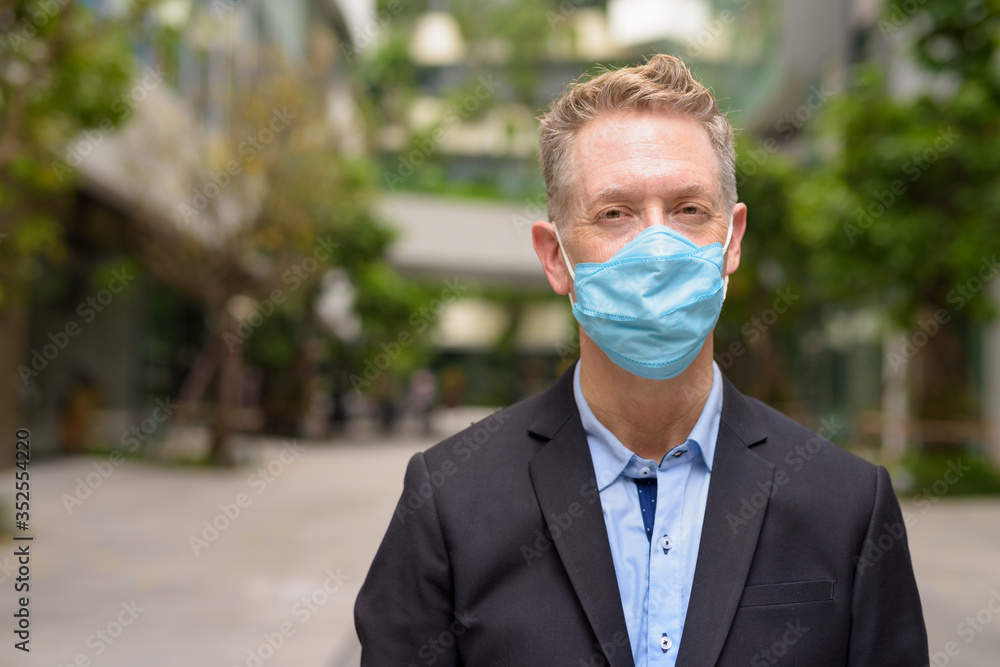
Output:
[{"xmin": 407, "ymin": 368, "xmax": 437, "ymax": 436}]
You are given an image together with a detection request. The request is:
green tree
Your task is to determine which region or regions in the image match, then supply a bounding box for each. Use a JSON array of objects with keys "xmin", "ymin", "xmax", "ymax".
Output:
[
  {"xmin": 0, "ymin": 1, "xmax": 142, "ymax": 465},
  {"xmin": 717, "ymin": 136, "xmax": 815, "ymax": 407},
  {"xmin": 791, "ymin": 0, "xmax": 1000, "ymax": 453},
  {"xmin": 2, "ymin": 0, "xmax": 424, "ymax": 464},
  {"xmin": 111, "ymin": 52, "xmax": 419, "ymax": 463},
  {"xmin": 357, "ymin": 0, "xmax": 603, "ymax": 198}
]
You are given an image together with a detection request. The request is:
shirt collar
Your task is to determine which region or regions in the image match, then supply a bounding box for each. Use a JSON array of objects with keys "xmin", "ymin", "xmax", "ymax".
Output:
[{"xmin": 573, "ymin": 361, "xmax": 723, "ymax": 491}]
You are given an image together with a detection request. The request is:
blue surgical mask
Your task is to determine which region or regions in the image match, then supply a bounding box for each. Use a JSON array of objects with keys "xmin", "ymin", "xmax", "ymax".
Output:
[{"xmin": 555, "ymin": 221, "xmax": 733, "ymax": 380}]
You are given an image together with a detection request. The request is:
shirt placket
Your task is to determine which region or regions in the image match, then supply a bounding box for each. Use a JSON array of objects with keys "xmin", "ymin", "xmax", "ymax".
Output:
[{"xmin": 646, "ymin": 458, "xmax": 690, "ymax": 665}]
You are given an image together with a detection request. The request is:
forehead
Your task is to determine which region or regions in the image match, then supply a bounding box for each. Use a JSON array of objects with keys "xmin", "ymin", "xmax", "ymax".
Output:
[{"xmin": 569, "ymin": 111, "xmax": 719, "ymax": 203}]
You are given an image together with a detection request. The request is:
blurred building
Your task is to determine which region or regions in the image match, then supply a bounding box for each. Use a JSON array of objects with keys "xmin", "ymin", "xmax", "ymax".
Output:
[
  {"xmin": 25, "ymin": 0, "xmax": 1000, "ymax": 464},
  {"xmin": 28, "ymin": 0, "xmax": 362, "ymax": 454},
  {"xmin": 361, "ymin": 0, "xmax": 1000, "ymax": 463}
]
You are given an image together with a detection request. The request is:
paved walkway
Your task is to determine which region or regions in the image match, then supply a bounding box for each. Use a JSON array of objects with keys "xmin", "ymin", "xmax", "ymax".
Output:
[{"xmin": 1, "ymin": 422, "xmax": 998, "ymax": 666}]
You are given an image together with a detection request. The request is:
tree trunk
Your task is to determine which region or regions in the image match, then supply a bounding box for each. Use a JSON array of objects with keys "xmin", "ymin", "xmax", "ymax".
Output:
[
  {"xmin": 914, "ymin": 310, "xmax": 974, "ymax": 423},
  {"xmin": 174, "ymin": 338, "xmax": 219, "ymax": 423},
  {"xmin": 0, "ymin": 295, "xmax": 28, "ymax": 469},
  {"xmin": 985, "ymin": 278, "xmax": 1000, "ymax": 468},
  {"xmin": 209, "ymin": 307, "xmax": 243, "ymax": 466}
]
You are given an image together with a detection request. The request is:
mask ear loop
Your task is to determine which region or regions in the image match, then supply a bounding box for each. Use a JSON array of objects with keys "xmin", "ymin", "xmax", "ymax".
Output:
[
  {"xmin": 552, "ymin": 224, "xmax": 577, "ymax": 305},
  {"xmin": 721, "ymin": 217, "xmax": 734, "ymax": 300}
]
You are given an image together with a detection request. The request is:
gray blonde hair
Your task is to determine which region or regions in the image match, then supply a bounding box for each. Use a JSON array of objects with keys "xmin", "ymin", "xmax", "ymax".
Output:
[{"xmin": 538, "ymin": 54, "xmax": 737, "ymax": 229}]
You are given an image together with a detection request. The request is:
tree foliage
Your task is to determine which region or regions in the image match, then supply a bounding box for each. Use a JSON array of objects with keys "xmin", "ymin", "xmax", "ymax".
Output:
[
  {"xmin": 0, "ymin": 1, "xmax": 148, "ymax": 468},
  {"xmin": 790, "ymin": 0, "xmax": 1000, "ymax": 425},
  {"xmin": 791, "ymin": 1, "xmax": 1000, "ymax": 326},
  {"xmin": 0, "ymin": 0, "xmax": 140, "ymax": 306}
]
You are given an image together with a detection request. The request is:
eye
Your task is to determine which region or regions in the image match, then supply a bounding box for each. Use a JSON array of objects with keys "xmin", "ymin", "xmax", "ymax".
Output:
[
  {"xmin": 680, "ymin": 205, "xmax": 703, "ymax": 215},
  {"xmin": 598, "ymin": 208, "xmax": 629, "ymax": 221}
]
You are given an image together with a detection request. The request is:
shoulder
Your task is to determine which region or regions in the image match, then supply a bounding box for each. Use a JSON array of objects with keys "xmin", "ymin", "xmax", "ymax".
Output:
[
  {"xmin": 743, "ymin": 391, "xmax": 871, "ymax": 468},
  {"xmin": 418, "ymin": 388, "xmax": 550, "ymax": 475},
  {"xmin": 418, "ymin": 364, "xmax": 578, "ymax": 475},
  {"xmin": 722, "ymin": 380, "xmax": 884, "ymax": 512}
]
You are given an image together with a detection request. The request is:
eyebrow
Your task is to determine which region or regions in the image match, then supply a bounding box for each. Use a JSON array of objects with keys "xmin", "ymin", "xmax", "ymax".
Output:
[{"xmin": 586, "ymin": 183, "xmax": 718, "ymax": 208}]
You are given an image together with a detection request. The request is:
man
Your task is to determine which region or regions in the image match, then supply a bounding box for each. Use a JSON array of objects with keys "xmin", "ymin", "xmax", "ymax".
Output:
[{"xmin": 355, "ymin": 54, "xmax": 928, "ymax": 666}]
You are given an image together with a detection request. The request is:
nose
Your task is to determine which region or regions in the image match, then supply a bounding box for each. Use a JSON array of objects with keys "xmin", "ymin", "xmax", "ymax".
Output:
[{"xmin": 638, "ymin": 206, "xmax": 668, "ymax": 229}]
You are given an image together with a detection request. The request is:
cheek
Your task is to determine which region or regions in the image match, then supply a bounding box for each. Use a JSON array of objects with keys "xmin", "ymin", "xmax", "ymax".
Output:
[
  {"xmin": 578, "ymin": 226, "xmax": 642, "ymax": 262},
  {"xmin": 686, "ymin": 217, "xmax": 730, "ymax": 248},
  {"xmin": 581, "ymin": 236, "xmax": 632, "ymax": 263}
]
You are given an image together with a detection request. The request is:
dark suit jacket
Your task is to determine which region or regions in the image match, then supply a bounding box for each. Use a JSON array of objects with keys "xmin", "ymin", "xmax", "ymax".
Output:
[{"xmin": 355, "ymin": 364, "xmax": 928, "ymax": 666}]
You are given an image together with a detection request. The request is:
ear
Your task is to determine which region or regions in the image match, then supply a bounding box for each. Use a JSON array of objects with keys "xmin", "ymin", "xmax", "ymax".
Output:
[
  {"xmin": 531, "ymin": 221, "xmax": 572, "ymax": 296},
  {"xmin": 724, "ymin": 203, "xmax": 747, "ymax": 277}
]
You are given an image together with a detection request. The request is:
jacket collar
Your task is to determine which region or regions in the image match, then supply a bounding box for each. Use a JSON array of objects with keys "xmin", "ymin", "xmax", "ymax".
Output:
[
  {"xmin": 527, "ymin": 362, "xmax": 635, "ymax": 667},
  {"xmin": 528, "ymin": 363, "xmax": 766, "ymax": 447},
  {"xmin": 526, "ymin": 362, "xmax": 774, "ymax": 667},
  {"xmin": 675, "ymin": 377, "xmax": 774, "ymax": 666}
]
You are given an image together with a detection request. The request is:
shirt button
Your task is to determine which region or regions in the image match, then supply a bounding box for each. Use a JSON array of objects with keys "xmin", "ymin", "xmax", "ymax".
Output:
[
  {"xmin": 639, "ymin": 467, "xmax": 651, "ymax": 477},
  {"xmin": 660, "ymin": 633, "xmax": 672, "ymax": 652},
  {"xmin": 661, "ymin": 535, "xmax": 673, "ymax": 553}
]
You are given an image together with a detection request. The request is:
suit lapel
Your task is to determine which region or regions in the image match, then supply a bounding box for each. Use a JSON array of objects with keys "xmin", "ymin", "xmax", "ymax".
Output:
[
  {"xmin": 676, "ymin": 378, "xmax": 774, "ymax": 667},
  {"xmin": 527, "ymin": 364, "xmax": 635, "ymax": 667}
]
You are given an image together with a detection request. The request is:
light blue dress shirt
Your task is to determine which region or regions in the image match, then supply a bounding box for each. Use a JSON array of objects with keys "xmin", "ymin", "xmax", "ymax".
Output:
[{"xmin": 573, "ymin": 361, "xmax": 723, "ymax": 667}]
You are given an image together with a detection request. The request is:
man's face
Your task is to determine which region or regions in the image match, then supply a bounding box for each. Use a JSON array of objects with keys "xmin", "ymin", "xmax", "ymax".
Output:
[
  {"xmin": 532, "ymin": 109, "xmax": 746, "ymax": 301},
  {"xmin": 563, "ymin": 110, "xmax": 734, "ymax": 264}
]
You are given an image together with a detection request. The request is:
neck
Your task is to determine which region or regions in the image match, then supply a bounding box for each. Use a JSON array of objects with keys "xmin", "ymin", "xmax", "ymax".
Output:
[{"xmin": 579, "ymin": 333, "xmax": 715, "ymax": 462}]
